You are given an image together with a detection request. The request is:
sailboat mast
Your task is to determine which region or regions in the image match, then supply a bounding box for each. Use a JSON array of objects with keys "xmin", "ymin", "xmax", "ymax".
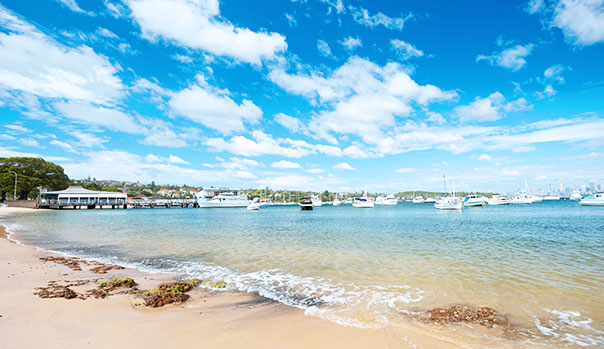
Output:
[{"xmin": 443, "ymin": 175, "xmax": 447, "ymax": 194}]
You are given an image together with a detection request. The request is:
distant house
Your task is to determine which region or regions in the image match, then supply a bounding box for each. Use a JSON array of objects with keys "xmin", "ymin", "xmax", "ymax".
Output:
[{"xmin": 135, "ymin": 194, "xmax": 149, "ymax": 199}]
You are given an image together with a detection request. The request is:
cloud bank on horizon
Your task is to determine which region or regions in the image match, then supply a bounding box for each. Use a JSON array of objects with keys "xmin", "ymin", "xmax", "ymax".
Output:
[{"xmin": 0, "ymin": 0, "xmax": 603, "ymax": 192}]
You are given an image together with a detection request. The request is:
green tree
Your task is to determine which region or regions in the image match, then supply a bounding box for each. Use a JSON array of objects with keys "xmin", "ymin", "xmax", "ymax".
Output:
[
  {"xmin": 82, "ymin": 182, "xmax": 102, "ymax": 191},
  {"xmin": 0, "ymin": 157, "xmax": 70, "ymax": 200}
]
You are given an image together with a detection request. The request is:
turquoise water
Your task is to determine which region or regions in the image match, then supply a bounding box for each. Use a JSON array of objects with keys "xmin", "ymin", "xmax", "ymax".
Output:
[{"xmin": 4, "ymin": 201, "xmax": 604, "ymax": 346}]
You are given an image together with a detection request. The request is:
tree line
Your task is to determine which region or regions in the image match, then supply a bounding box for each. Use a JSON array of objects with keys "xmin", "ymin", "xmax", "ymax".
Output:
[{"xmin": 0, "ymin": 157, "xmax": 70, "ymax": 200}]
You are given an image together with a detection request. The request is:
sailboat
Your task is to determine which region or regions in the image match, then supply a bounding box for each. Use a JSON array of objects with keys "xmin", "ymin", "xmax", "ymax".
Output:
[
  {"xmin": 353, "ymin": 185, "xmax": 375, "ymax": 208},
  {"xmin": 332, "ymin": 195, "xmax": 342, "ymax": 206},
  {"xmin": 435, "ymin": 175, "xmax": 463, "ymax": 210}
]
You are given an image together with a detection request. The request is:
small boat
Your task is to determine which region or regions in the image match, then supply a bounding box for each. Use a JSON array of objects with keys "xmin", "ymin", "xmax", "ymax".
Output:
[
  {"xmin": 247, "ymin": 202, "xmax": 260, "ymax": 210},
  {"xmin": 580, "ymin": 193, "xmax": 604, "ymax": 206},
  {"xmin": 310, "ymin": 195, "xmax": 323, "ymax": 207},
  {"xmin": 570, "ymin": 191, "xmax": 583, "ymax": 200},
  {"xmin": 435, "ymin": 196, "xmax": 463, "ymax": 210},
  {"xmin": 531, "ymin": 195, "xmax": 543, "ymax": 202},
  {"xmin": 463, "ymin": 195, "xmax": 487, "ymax": 207},
  {"xmin": 412, "ymin": 196, "xmax": 424, "ymax": 204},
  {"xmin": 259, "ymin": 198, "xmax": 271, "ymax": 208},
  {"xmin": 488, "ymin": 195, "xmax": 510, "ymax": 205},
  {"xmin": 424, "ymin": 197, "xmax": 436, "ymax": 203},
  {"xmin": 435, "ymin": 175, "xmax": 462, "ymax": 210},
  {"xmin": 332, "ymin": 197, "xmax": 342, "ymax": 206},
  {"xmin": 353, "ymin": 185, "xmax": 375, "ymax": 208},
  {"xmin": 299, "ymin": 199, "xmax": 313, "ymax": 210},
  {"xmin": 375, "ymin": 194, "xmax": 398, "ymax": 206},
  {"xmin": 543, "ymin": 194, "xmax": 561, "ymax": 201},
  {"xmin": 511, "ymin": 192, "xmax": 534, "ymax": 204}
]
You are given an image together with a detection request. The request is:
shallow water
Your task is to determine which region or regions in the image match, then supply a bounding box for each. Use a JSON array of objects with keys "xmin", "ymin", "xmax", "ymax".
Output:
[{"xmin": 3, "ymin": 200, "xmax": 604, "ymax": 346}]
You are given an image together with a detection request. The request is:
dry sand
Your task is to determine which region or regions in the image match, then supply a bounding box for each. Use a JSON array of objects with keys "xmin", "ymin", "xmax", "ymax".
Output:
[{"xmin": 0, "ymin": 207, "xmax": 516, "ymax": 348}]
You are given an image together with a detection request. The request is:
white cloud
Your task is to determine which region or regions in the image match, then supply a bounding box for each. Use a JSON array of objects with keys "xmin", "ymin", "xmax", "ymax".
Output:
[
  {"xmin": 274, "ymin": 113, "xmax": 305, "ymax": 133},
  {"xmin": 169, "ymin": 75, "xmax": 262, "ymax": 134},
  {"xmin": 97, "ymin": 27, "xmax": 118, "ymax": 38},
  {"xmin": 306, "ymin": 168, "xmax": 325, "ymax": 174},
  {"xmin": 341, "ymin": 36, "xmax": 362, "ymax": 51},
  {"xmin": 104, "ymin": 0, "xmax": 127, "ymax": 18},
  {"xmin": 333, "ymin": 162, "xmax": 356, "ymax": 170},
  {"xmin": 525, "ymin": 0, "xmax": 544, "ymax": 14},
  {"xmin": 204, "ymin": 130, "xmax": 315, "ymax": 158},
  {"xmin": 50, "ymin": 139, "xmax": 78, "ymax": 153},
  {"xmin": 168, "ymin": 154, "xmax": 190, "ymax": 165},
  {"xmin": 54, "ymin": 100, "xmax": 143, "ymax": 134},
  {"xmin": 4, "ymin": 124, "xmax": 31, "ymax": 133},
  {"xmin": 270, "ymin": 56, "xmax": 457, "ymax": 143},
  {"xmin": 395, "ymin": 168, "xmax": 416, "ymax": 173},
  {"xmin": 68, "ymin": 131, "xmax": 109, "ymax": 147},
  {"xmin": 320, "ymin": 0, "xmax": 345, "ymax": 14},
  {"xmin": 317, "ymin": 39, "xmax": 334, "ymax": 58},
  {"xmin": 0, "ymin": 146, "xmax": 71, "ymax": 162},
  {"xmin": 55, "ymin": 0, "xmax": 94, "ymax": 16},
  {"xmin": 172, "ymin": 54, "xmax": 193, "ymax": 63},
  {"xmin": 476, "ymin": 44, "xmax": 534, "ymax": 71},
  {"xmin": 271, "ymin": 160, "xmax": 301, "ymax": 169},
  {"xmin": 285, "ymin": 13, "xmax": 297, "ymax": 27},
  {"xmin": 544, "ymin": 64, "xmax": 567, "ymax": 83},
  {"xmin": 125, "ymin": 0, "xmax": 287, "ymax": 64},
  {"xmin": 0, "ymin": 6, "xmax": 124, "ymax": 104},
  {"xmin": 478, "ymin": 154, "xmax": 492, "ymax": 161},
  {"xmin": 513, "ymin": 146, "xmax": 536, "ymax": 153},
  {"xmin": 142, "ymin": 129, "xmax": 188, "ymax": 148},
  {"xmin": 553, "ymin": 0, "xmax": 604, "ymax": 45},
  {"xmin": 454, "ymin": 92, "xmax": 532, "ymax": 122},
  {"xmin": 390, "ymin": 39, "xmax": 424, "ymax": 60},
  {"xmin": 426, "ymin": 111, "xmax": 446, "ymax": 125},
  {"xmin": 21, "ymin": 138, "xmax": 41, "ymax": 148},
  {"xmin": 349, "ymin": 6, "xmax": 411, "ymax": 30}
]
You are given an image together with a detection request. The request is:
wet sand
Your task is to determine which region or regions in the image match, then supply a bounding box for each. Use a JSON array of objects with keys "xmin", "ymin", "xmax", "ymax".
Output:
[{"xmin": 0, "ymin": 207, "xmax": 521, "ymax": 348}]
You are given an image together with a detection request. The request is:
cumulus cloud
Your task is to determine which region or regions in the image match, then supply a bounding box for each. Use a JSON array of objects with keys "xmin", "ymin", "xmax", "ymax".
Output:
[
  {"xmin": 50, "ymin": 140, "xmax": 78, "ymax": 153},
  {"xmin": 0, "ymin": 6, "xmax": 124, "ymax": 104},
  {"xmin": 454, "ymin": 92, "xmax": 532, "ymax": 122},
  {"xmin": 349, "ymin": 6, "xmax": 411, "ymax": 30},
  {"xmin": 317, "ymin": 39, "xmax": 334, "ymax": 58},
  {"xmin": 271, "ymin": 160, "xmax": 301, "ymax": 169},
  {"xmin": 169, "ymin": 75, "xmax": 262, "ymax": 134},
  {"xmin": 341, "ymin": 36, "xmax": 362, "ymax": 51},
  {"xmin": 476, "ymin": 43, "xmax": 534, "ymax": 71},
  {"xmin": 141, "ymin": 129, "xmax": 188, "ymax": 148},
  {"xmin": 274, "ymin": 113, "xmax": 305, "ymax": 133},
  {"xmin": 55, "ymin": 0, "xmax": 94, "ymax": 16},
  {"xmin": 125, "ymin": 0, "xmax": 287, "ymax": 64},
  {"xmin": 390, "ymin": 39, "xmax": 424, "ymax": 60},
  {"xmin": 544, "ymin": 64, "xmax": 567, "ymax": 83},
  {"xmin": 478, "ymin": 154, "xmax": 492, "ymax": 161},
  {"xmin": 332, "ymin": 162, "xmax": 356, "ymax": 170},
  {"xmin": 553, "ymin": 0, "xmax": 604, "ymax": 45},
  {"xmin": 269, "ymin": 56, "xmax": 457, "ymax": 143},
  {"xmin": 54, "ymin": 100, "xmax": 143, "ymax": 134}
]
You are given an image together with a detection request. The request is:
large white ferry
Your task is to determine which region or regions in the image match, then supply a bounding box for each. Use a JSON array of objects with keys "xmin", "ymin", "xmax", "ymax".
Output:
[{"xmin": 195, "ymin": 188, "xmax": 250, "ymax": 208}]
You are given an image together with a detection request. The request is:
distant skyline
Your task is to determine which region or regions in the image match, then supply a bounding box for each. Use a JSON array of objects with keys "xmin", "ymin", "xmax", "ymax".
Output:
[{"xmin": 1, "ymin": 0, "xmax": 603, "ymax": 192}]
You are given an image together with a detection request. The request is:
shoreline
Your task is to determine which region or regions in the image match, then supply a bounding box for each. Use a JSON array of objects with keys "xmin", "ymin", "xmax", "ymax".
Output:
[
  {"xmin": 0, "ymin": 207, "xmax": 538, "ymax": 348},
  {"xmin": 0, "ymin": 208, "xmax": 420, "ymax": 348}
]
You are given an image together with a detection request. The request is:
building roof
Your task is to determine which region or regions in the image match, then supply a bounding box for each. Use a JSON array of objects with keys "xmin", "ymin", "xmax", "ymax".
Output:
[{"xmin": 43, "ymin": 186, "xmax": 127, "ymax": 198}]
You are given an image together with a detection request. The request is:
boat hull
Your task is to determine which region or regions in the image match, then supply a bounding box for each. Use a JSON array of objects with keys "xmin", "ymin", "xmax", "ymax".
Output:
[
  {"xmin": 580, "ymin": 200, "xmax": 604, "ymax": 206},
  {"xmin": 435, "ymin": 203, "xmax": 463, "ymax": 210}
]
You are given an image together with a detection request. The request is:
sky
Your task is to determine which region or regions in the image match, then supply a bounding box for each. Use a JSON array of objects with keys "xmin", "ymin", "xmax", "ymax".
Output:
[{"xmin": 0, "ymin": 0, "xmax": 603, "ymax": 193}]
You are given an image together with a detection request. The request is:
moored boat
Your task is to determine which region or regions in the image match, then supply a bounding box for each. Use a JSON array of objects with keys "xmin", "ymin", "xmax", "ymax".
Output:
[
  {"xmin": 579, "ymin": 193, "xmax": 604, "ymax": 206},
  {"xmin": 311, "ymin": 195, "xmax": 323, "ymax": 207},
  {"xmin": 488, "ymin": 195, "xmax": 510, "ymax": 205},
  {"xmin": 375, "ymin": 194, "xmax": 398, "ymax": 206},
  {"xmin": 299, "ymin": 199, "xmax": 313, "ymax": 210},
  {"xmin": 463, "ymin": 195, "xmax": 487, "ymax": 207},
  {"xmin": 196, "ymin": 188, "xmax": 250, "ymax": 208}
]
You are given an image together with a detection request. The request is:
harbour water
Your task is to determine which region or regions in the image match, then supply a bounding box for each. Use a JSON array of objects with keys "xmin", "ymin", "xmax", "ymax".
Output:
[{"xmin": 3, "ymin": 200, "xmax": 603, "ymax": 346}]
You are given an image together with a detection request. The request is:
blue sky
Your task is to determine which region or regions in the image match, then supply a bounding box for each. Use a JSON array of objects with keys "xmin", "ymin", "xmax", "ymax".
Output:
[{"xmin": 1, "ymin": 0, "xmax": 603, "ymax": 193}]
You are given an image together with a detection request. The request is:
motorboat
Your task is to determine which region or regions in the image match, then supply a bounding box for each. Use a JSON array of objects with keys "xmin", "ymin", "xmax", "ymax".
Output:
[
  {"xmin": 579, "ymin": 193, "xmax": 604, "ymax": 206},
  {"xmin": 299, "ymin": 199, "xmax": 313, "ymax": 210},
  {"xmin": 543, "ymin": 194, "xmax": 561, "ymax": 201},
  {"xmin": 375, "ymin": 194, "xmax": 398, "ymax": 206},
  {"xmin": 311, "ymin": 195, "xmax": 323, "ymax": 207},
  {"xmin": 424, "ymin": 197, "xmax": 436, "ymax": 203},
  {"xmin": 435, "ymin": 196, "xmax": 463, "ymax": 210},
  {"xmin": 570, "ymin": 190, "xmax": 583, "ymax": 200},
  {"xmin": 412, "ymin": 196, "xmax": 424, "ymax": 204},
  {"xmin": 332, "ymin": 197, "xmax": 342, "ymax": 206},
  {"xmin": 531, "ymin": 195, "xmax": 543, "ymax": 202},
  {"xmin": 259, "ymin": 198, "xmax": 271, "ymax": 208},
  {"xmin": 353, "ymin": 185, "xmax": 375, "ymax": 208},
  {"xmin": 463, "ymin": 195, "xmax": 487, "ymax": 207},
  {"xmin": 247, "ymin": 199, "xmax": 260, "ymax": 210},
  {"xmin": 196, "ymin": 188, "xmax": 250, "ymax": 208},
  {"xmin": 488, "ymin": 195, "xmax": 510, "ymax": 205}
]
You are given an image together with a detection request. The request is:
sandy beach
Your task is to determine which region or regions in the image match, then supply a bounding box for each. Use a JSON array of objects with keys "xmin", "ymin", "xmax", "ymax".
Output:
[{"xmin": 0, "ymin": 207, "xmax": 487, "ymax": 349}]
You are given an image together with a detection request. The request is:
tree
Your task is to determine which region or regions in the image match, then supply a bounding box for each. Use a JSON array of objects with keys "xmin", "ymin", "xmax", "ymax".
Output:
[{"xmin": 0, "ymin": 157, "xmax": 71, "ymax": 200}]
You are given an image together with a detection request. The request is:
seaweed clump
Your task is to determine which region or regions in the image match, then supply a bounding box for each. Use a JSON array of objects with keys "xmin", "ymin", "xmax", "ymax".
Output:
[
  {"xmin": 39, "ymin": 257, "xmax": 86, "ymax": 271},
  {"xmin": 204, "ymin": 280, "xmax": 227, "ymax": 289},
  {"xmin": 142, "ymin": 279, "xmax": 202, "ymax": 307},
  {"xmin": 88, "ymin": 277, "xmax": 138, "ymax": 299},
  {"xmin": 90, "ymin": 264, "xmax": 125, "ymax": 274},
  {"xmin": 34, "ymin": 280, "xmax": 90, "ymax": 300},
  {"xmin": 426, "ymin": 305, "xmax": 505, "ymax": 328}
]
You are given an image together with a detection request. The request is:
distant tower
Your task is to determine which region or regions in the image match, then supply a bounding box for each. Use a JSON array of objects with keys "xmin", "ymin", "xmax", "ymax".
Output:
[{"xmin": 589, "ymin": 182, "xmax": 595, "ymax": 193}]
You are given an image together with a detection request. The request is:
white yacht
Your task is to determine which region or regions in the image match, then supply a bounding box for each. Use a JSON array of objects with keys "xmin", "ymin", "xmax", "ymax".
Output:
[
  {"xmin": 463, "ymin": 195, "xmax": 488, "ymax": 207},
  {"xmin": 488, "ymin": 195, "xmax": 510, "ymax": 205},
  {"xmin": 543, "ymin": 194, "xmax": 561, "ymax": 201},
  {"xmin": 353, "ymin": 185, "xmax": 375, "ymax": 208},
  {"xmin": 570, "ymin": 191, "xmax": 583, "ymax": 200},
  {"xmin": 531, "ymin": 195, "xmax": 544, "ymax": 202},
  {"xmin": 375, "ymin": 194, "xmax": 398, "ymax": 206},
  {"xmin": 247, "ymin": 198, "xmax": 260, "ymax": 211},
  {"xmin": 424, "ymin": 197, "xmax": 436, "ymax": 203},
  {"xmin": 196, "ymin": 188, "xmax": 250, "ymax": 208},
  {"xmin": 412, "ymin": 195, "xmax": 424, "ymax": 204},
  {"xmin": 579, "ymin": 193, "xmax": 604, "ymax": 206},
  {"xmin": 311, "ymin": 195, "xmax": 323, "ymax": 207},
  {"xmin": 332, "ymin": 197, "xmax": 342, "ymax": 206},
  {"xmin": 511, "ymin": 192, "xmax": 534, "ymax": 204}
]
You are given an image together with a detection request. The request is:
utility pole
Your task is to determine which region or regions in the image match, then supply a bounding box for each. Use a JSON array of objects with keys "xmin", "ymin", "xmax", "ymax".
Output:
[{"xmin": 9, "ymin": 170, "xmax": 17, "ymax": 200}]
